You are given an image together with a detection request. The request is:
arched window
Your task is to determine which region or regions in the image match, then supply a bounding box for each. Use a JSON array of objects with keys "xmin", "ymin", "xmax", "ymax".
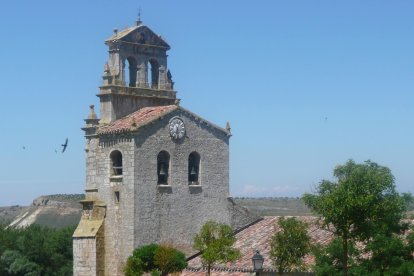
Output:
[
  {"xmin": 157, "ymin": 151, "xmax": 170, "ymax": 185},
  {"xmin": 148, "ymin": 59, "xmax": 159, "ymax": 89},
  {"xmin": 110, "ymin": 150, "xmax": 123, "ymax": 176},
  {"xmin": 188, "ymin": 152, "xmax": 200, "ymax": 184},
  {"xmin": 126, "ymin": 57, "xmax": 137, "ymax": 87}
]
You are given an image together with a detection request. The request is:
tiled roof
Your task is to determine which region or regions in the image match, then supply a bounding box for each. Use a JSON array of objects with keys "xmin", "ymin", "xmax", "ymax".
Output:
[
  {"xmin": 183, "ymin": 217, "xmax": 414, "ymax": 275},
  {"xmin": 99, "ymin": 105, "xmax": 177, "ymax": 135},
  {"xmin": 182, "ymin": 270, "xmax": 251, "ymax": 276},
  {"xmin": 184, "ymin": 216, "xmax": 332, "ymax": 274}
]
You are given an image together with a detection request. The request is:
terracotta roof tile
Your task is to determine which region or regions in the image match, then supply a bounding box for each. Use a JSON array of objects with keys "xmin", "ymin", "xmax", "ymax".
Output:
[
  {"xmin": 99, "ymin": 105, "xmax": 177, "ymax": 135},
  {"xmin": 185, "ymin": 217, "xmax": 414, "ymax": 274},
  {"xmin": 187, "ymin": 216, "xmax": 332, "ymax": 272}
]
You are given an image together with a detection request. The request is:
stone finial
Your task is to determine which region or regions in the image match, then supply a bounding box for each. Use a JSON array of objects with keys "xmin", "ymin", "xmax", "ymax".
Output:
[
  {"xmin": 174, "ymin": 99, "xmax": 181, "ymax": 106},
  {"xmin": 113, "ymin": 28, "xmax": 118, "ymax": 35},
  {"xmin": 226, "ymin": 121, "xmax": 231, "ymax": 133},
  {"xmin": 88, "ymin": 105, "xmax": 97, "ymax": 120},
  {"xmin": 103, "ymin": 63, "xmax": 110, "ymax": 75}
]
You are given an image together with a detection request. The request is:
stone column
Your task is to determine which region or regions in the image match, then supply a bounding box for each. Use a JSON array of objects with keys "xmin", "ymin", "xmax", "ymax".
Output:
[
  {"xmin": 136, "ymin": 61, "xmax": 148, "ymax": 88},
  {"xmin": 158, "ymin": 65, "xmax": 167, "ymax": 89}
]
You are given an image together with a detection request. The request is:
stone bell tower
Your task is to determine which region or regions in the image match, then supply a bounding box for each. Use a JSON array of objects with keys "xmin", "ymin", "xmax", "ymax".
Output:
[
  {"xmin": 73, "ymin": 18, "xmax": 258, "ymax": 276},
  {"xmin": 99, "ymin": 18, "xmax": 177, "ymax": 124}
]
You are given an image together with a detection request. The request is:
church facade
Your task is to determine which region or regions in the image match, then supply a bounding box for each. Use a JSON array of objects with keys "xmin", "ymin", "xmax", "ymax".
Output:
[{"xmin": 73, "ymin": 19, "xmax": 257, "ymax": 276}]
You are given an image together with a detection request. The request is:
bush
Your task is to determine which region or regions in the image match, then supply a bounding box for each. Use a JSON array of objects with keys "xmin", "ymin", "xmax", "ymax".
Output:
[
  {"xmin": 124, "ymin": 243, "xmax": 187, "ymax": 276},
  {"xmin": 154, "ymin": 245, "xmax": 187, "ymax": 276}
]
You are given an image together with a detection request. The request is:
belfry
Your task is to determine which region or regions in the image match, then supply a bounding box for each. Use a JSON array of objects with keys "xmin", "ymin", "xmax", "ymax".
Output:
[{"xmin": 73, "ymin": 19, "xmax": 256, "ymax": 276}]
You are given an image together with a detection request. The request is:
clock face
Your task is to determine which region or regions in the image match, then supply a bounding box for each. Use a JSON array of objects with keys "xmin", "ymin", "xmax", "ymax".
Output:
[{"xmin": 169, "ymin": 117, "xmax": 185, "ymax": 140}]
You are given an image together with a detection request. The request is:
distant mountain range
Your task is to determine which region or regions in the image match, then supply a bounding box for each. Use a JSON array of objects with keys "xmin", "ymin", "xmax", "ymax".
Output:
[{"xmin": 0, "ymin": 195, "xmax": 312, "ymax": 228}]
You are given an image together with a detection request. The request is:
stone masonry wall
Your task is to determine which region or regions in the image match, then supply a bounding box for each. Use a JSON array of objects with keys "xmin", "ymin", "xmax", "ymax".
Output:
[
  {"xmin": 133, "ymin": 109, "xmax": 231, "ymax": 254},
  {"xmin": 84, "ymin": 133, "xmax": 135, "ymax": 275},
  {"xmin": 73, "ymin": 238, "xmax": 97, "ymax": 276},
  {"xmin": 82, "ymin": 108, "xmax": 232, "ymax": 275}
]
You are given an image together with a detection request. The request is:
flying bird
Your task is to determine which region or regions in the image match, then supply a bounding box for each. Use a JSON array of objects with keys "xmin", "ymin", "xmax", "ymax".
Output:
[{"xmin": 61, "ymin": 138, "xmax": 68, "ymax": 153}]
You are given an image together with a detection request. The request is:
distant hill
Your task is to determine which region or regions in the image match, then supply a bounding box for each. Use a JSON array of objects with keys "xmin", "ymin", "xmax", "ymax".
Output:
[
  {"xmin": 0, "ymin": 205, "xmax": 28, "ymax": 224},
  {"xmin": 233, "ymin": 197, "xmax": 313, "ymax": 216},
  {"xmin": 5, "ymin": 194, "xmax": 410, "ymax": 228},
  {"xmin": 1, "ymin": 195, "xmax": 315, "ymax": 228},
  {"xmin": 1, "ymin": 194, "xmax": 84, "ymax": 228}
]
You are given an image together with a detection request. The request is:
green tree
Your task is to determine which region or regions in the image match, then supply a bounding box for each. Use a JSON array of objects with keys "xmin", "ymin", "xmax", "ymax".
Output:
[
  {"xmin": 402, "ymin": 192, "xmax": 414, "ymax": 213},
  {"xmin": 124, "ymin": 256, "xmax": 144, "ymax": 276},
  {"xmin": 124, "ymin": 244, "xmax": 187, "ymax": 276},
  {"xmin": 0, "ymin": 224, "xmax": 74, "ymax": 276},
  {"xmin": 270, "ymin": 217, "xmax": 311, "ymax": 273},
  {"xmin": 0, "ymin": 249, "xmax": 41, "ymax": 276},
  {"xmin": 124, "ymin": 243, "xmax": 158, "ymax": 275},
  {"xmin": 313, "ymin": 238, "xmax": 360, "ymax": 276},
  {"xmin": 303, "ymin": 160, "xmax": 405, "ymax": 276},
  {"xmin": 154, "ymin": 245, "xmax": 187, "ymax": 276},
  {"xmin": 193, "ymin": 220, "xmax": 240, "ymax": 276},
  {"xmin": 358, "ymin": 232, "xmax": 414, "ymax": 275}
]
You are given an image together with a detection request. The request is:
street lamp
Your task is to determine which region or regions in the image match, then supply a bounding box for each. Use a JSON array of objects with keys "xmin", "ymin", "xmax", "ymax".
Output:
[{"xmin": 252, "ymin": 250, "xmax": 264, "ymax": 276}]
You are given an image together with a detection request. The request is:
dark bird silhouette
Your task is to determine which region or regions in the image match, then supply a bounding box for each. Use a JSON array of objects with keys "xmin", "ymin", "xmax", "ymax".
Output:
[{"xmin": 61, "ymin": 138, "xmax": 68, "ymax": 153}]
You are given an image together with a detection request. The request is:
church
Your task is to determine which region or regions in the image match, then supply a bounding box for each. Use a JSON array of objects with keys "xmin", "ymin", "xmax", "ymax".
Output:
[{"xmin": 72, "ymin": 18, "xmax": 257, "ymax": 276}]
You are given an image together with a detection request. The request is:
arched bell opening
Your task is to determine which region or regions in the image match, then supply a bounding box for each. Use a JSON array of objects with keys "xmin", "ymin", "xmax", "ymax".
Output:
[
  {"xmin": 157, "ymin": 151, "xmax": 170, "ymax": 185},
  {"xmin": 188, "ymin": 152, "xmax": 200, "ymax": 184},
  {"xmin": 110, "ymin": 150, "xmax": 123, "ymax": 176}
]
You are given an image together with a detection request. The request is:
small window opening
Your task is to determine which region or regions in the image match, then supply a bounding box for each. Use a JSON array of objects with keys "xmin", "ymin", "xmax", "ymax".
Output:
[
  {"xmin": 110, "ymin": 150, "xmax": 123, "ymax": 176},
  {"xmin": 157, "ymin": 151, "xmax": 170, "ymax": 185},
  {"xmin": 114, "ymin": 191, "xmax": 120, "ymax": 204},
  {"xmin": 188, "ymin": 152, "xmax": 200, "ymax": 184}
]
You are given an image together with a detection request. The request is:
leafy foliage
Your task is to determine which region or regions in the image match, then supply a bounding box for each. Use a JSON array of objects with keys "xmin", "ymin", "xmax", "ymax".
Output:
[
  {"xmin": 313, "ymin": 238, "xmax": 360, "ymax": 276},
  {"xmin": 154, "ymin": 245, "xmax": 187, "ymax": 276},
  {"xmin": 124, "ymin": 244, "xmax": 187, "ymax": 276},
  {"xmin": 193, "ymin": 220, "xmax": 240, "ymax": 276},
  {"xmin": 359, "ymin": 232, "xmax": 414, "ymax": 275},
  {"xmin": 270, "ymin": 217, "xmax": 311, "ymax": 273},
  {"xmin": 128, "ymin": 243, "xmax": 159, "ymax": 272},
  {"xmin": 315, "ymin": 234, "xmax": 414, "ymax": 276},
  {"xmin": 124, "ymin": 255, "xmax": 144, "ymax": 276},
  {"xmin": 0, "ymin": 224, "xmax": 74, "ymax": 276},
  {"xmin": 303, "ymin": 160, "xmax": 408, "ymax": 275},
  {"xmin": 402, "ymin": 193, "xmax": 414, "ymax": 212}
]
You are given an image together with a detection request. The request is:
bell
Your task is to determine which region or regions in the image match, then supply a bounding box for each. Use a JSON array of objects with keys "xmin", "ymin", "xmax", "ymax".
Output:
[
  {"xmin": 159, "ymin": 163, "xmax": 166, "ymax": 176},
  {"xmin": 190, "ymin": 166, "xmax": 197, "ymax": 176}
]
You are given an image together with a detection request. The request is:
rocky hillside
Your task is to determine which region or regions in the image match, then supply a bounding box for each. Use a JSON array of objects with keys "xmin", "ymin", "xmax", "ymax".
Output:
[{"xmin": 2, "ymin": 194, "xmax": 84, "ymax": 228}]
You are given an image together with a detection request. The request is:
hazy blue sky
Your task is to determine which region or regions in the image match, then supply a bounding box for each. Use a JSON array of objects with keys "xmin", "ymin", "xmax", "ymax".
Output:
[{"xmin": 0, "ymin": 1, "xmax": 413, "ymax": 206}]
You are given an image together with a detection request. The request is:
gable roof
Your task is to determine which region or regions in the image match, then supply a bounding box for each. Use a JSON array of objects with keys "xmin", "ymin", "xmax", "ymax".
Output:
[
  {"xmin": 98, "ymin": 105, "xmax": 231, "ymax": 136},
  {"xmin": 99, "ymin": 105, "xmax": 177, "ymax": 135},
  {"xmin": 105, "ymin": 24, "xmax": 170, "ymax": 49}
]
